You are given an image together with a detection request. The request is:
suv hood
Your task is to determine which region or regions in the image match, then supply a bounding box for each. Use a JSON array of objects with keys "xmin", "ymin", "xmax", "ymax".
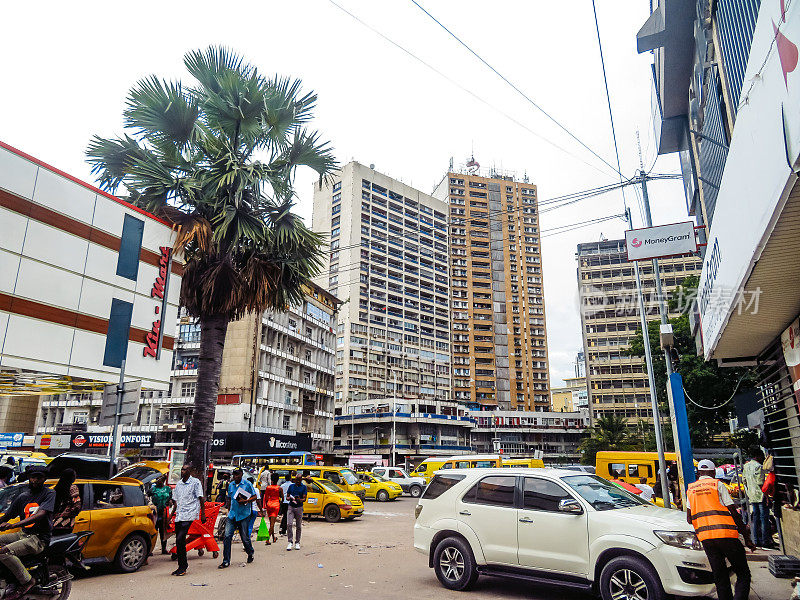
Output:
[{"xmin": 598, "ymin": 505, "xmax": 694, "ymax": 531}]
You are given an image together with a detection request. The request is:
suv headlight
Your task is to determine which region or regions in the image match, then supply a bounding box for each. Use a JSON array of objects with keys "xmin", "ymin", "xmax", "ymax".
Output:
[{"xmin": 653, "ymin": 530, "xmax": 703, "ymax": 551}]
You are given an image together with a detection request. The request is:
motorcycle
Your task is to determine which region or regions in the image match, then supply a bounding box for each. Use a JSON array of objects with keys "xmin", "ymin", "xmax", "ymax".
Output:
[{"xmin": 0, "ymin": 530, "xmax": 92, "ymax": 599}]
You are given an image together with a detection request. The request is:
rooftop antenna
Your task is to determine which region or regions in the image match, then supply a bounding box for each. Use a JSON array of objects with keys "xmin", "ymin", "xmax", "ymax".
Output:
[{"xmin": 449, "ymin": 156, "xmax": 454, "ymax": 172}]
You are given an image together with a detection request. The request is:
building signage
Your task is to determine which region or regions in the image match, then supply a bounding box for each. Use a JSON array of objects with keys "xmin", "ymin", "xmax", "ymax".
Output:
[
  {"xmin": 143, "ymin": 246, "xmax": 171, "ymax": 359},
  {"xmin": 70, "ymin": 433, "xmax": 154, "ymax": 449},
  {"xmin": 698, "ymin": 0, "xmax": 800, "ymax": 358},
  {"xmin": 624, "ymin": 222, "xmax": 697, "ymax": 261},
  {"xmin": 211, "ymin": 431, "xmax": 311, "ymax": 453},
  {"xmin": 0, "ymin": 433, "xmax": 24, "ymax": 448}
]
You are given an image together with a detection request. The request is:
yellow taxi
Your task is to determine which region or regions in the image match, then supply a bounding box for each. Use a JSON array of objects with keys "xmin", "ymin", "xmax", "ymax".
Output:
[
  {"xmin": 0, "ymin": 478, "xmax": 157, "ymax": 573},
  {"xmin": 303, "ymin": 477, "xmax": 364, "ymax": 522},
  {"xmin": 356, "ymin": 472, "xmax": 402, "ymax": 501}
]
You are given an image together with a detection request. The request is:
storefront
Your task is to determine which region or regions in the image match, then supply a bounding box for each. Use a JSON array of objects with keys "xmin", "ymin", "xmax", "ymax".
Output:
[{"xmin": 211, "ymin": 431, "xmax": 311, "ymax": 459}]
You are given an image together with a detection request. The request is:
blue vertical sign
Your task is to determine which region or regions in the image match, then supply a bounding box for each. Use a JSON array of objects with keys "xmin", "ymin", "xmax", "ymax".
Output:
[{"xmin": 667, "ymin": 372, "xmax": 695, "ymax": 506}]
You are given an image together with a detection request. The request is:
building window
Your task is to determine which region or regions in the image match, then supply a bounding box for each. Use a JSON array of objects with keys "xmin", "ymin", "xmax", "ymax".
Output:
[
  {"xmin": 331, "ymin": 216, "xmax": 340, "ymax": 227},
  {"xmin": 283, "ymin": 415, "xmax": 291, "ymax": 429},
  {"xmin": 285, "ymin": 390, "xmax": 292, "ymax": 404},
  {"xmin": 332, "ymin": 204, "xmax": 341, "ymax": 215},
  {"xmin": 180, "ymin": 381, "xmax": 196, "ymax": 397},
  {"xmin": 333, "ymin": 181, "xmax": 342, "ymax": 192},
  {"xmin": 286, "ymin": 366, "xmax": 294, "ymax": 379},
  {"xmin": 331, "ymin": 227, "xmax": 340, "ymax": 237}
]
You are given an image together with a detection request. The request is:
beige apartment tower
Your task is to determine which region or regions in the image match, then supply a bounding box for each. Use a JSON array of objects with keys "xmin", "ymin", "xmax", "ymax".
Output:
[
  {"xmin": 576, "ymin": 239, "xmax": 701, "ymax": 423},
  {"xmin": 434, "ymin": 167, "xmax": 549, "ymax": 411}
]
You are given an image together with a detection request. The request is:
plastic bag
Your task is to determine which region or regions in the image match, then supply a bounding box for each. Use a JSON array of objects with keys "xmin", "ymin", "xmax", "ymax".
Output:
[
  {"xmin": 762, "ymin": 471, "xmax": 776, "ymax": 496},
  {"xmin": 256, "ymin": 516, "xmax": 269, "ymax": 541}
]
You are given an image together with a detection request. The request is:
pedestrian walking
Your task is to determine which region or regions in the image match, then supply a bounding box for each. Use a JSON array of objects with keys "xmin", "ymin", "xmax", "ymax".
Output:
[
  {"xmin": 743, "ymin": 448, "xmax": 771, "ymax": 548},
  {"xmin": 634, "ymin": 477, "xmax": 654, "ymax": 502},
  {"xmin": 285, "ymin": 473, "xmax": 307, "ymax": 551},
  {"xmin": 687, "ymin": 459, "xmax": 755, "ymax": 600},
  {"xmin": 52, "ymin": 468, "xmax": 82, "ymax": 535},
  {"xmin": 278, "ymin": 471, "xmax": 296, "ymax": 536},
  {"xmin": 171, "ymin": 465, "xmax": 206, "ymax": 576},
  {"xmin": 149, "ymin": 475, "xmax": 173, "ymax": 554},
  {"xmin": 219, "ymin": 467, "xmax": 255, "ymax": 569},
  {"xmin": 263, "ymin": 472, "xmax": 283, "ymax": 545},
  {"xmin": 246, "ymin": 476, "xmax": 261, "ymax": 539},
  {"xmin": 215, "ymin": 472, "xmax": 229, "ymax": 504}
]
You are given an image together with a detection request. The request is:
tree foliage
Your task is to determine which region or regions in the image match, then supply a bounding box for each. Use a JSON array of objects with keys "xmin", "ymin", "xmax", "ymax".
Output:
[{"xmin": 579, "ymin": 413, "xmax": 635, "ymax": 464}]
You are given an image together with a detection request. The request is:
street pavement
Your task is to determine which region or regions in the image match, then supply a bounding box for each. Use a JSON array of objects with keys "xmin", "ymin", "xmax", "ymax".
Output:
[{"xmin": 71, "ymin": 498, "xmax": 794, "ymax": 600}]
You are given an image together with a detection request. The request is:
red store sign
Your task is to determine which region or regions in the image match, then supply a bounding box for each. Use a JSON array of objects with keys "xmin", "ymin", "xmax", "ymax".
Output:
[{"xmin": 143, "ymin": 246, "xmax": 171, "ymax": 359}]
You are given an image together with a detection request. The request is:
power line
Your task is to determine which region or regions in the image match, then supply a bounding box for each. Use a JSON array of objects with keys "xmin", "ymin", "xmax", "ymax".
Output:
[
  {"xmin": 409, "ymin": 0, "xmax": 623, "ymax": 177},
  {"xmin": 325, "ymin": 0, "xmax": 618, "ymax": 180}
]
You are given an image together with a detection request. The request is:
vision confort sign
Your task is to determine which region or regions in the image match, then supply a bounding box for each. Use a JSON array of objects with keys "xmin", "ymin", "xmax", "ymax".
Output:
[
  {"xmin": 698, "ymin": 0, "xmax": 800, "ymax": 359},
  {"xmin": 624, "ymin": 222, "xmax": 697, "ymax": 261}
]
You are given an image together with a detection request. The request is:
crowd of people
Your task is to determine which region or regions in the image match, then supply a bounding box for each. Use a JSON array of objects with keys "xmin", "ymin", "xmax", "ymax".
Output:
[{"xmin": 157, "ymin": 466, "xmax": 311, "ymax": 576}]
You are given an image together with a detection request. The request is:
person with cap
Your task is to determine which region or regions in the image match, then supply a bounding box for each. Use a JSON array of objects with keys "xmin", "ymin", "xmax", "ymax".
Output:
[
  {"xmin": 0, "ymin": 465, "xmax": 55, "ymax": 599},
  {"xmin": 218, "ymin": 467, "xmax": 255, "ymax": 569},
  {"xmin": 687, "ymin": 459, "xmax": 755, "ymax": 600}
]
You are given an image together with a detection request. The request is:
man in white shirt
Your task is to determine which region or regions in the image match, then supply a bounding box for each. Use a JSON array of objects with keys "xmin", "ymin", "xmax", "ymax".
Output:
[
  {"xmin": 170, "ymin": 464, "xmax": 206, "ymax": 576},
  {"xmin": 634, "ymin": 477, "xmax": 654, "ymax": 501},
  {"xmin": 278, "ymin": 471, "xmax": 296, "ymax": 536}
]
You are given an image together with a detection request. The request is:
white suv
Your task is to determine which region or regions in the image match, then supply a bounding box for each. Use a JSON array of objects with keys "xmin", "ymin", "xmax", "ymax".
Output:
[
  {"xmin": 414, "ymin": 468, "xmax": 717, "ymax": 600},
  {"xmin": 372, "ymin": 467, "xmax": 425, "ymax": 498}
]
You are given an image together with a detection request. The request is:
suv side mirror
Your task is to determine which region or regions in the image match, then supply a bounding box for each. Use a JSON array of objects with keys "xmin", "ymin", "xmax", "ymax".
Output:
[{"xmin": 558, "ymin": 498, "xmax": 583, "ymax": 514}]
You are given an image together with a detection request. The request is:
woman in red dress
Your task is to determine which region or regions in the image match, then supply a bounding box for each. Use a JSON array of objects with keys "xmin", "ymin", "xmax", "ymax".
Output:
[{"xmin": 263, "ymin": 472, "xmax": 283, "ymax": 545}]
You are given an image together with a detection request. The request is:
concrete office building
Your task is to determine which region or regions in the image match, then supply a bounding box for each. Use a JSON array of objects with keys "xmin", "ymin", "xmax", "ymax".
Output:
[
  {"xmin": 550, "ymin": 376, "xmax": 588, "ymax": 412},
  {"xmin": 37, "ymin": 283, "xmax": 340, "ymax": 456},
  {"xmin": 576, "ymin": 239, "xmax": 701, "ymax": 424},
  {"xmin": 468, "ymin": 409, "xmax": 588, "ymax": 461},
  {"xmin": 312, "ymin": 162, "xmax": 452, "ymax": 413},
  {"xmin": 433, "ymin": 166, "xmax": 549, "ymax": 410}
]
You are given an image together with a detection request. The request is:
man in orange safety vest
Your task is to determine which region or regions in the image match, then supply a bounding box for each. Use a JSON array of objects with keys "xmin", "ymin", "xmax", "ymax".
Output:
[{"xmin": 686, "ymin": 459, "xmax": 756, "ymax": 600}]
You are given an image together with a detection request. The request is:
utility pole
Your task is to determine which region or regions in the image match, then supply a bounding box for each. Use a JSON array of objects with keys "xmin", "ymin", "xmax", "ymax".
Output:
[{"xmin": 108, "ymin": 359, "xmax": 126, "ymax": 479}]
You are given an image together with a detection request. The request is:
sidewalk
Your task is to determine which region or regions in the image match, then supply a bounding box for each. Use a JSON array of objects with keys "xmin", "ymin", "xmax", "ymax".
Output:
[{"xmin": 750, "ymin": 561, "xmax": 794, "ymax": 600}]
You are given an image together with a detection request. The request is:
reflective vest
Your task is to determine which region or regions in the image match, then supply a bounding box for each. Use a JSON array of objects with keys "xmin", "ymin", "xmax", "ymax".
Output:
[{"xmin": 687, "ymin": 478, "xmax": 739, "ymax": 541}]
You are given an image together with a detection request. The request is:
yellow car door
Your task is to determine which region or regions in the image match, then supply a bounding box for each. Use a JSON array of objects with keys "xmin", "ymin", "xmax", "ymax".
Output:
[
  {"xmin": 304, "ymin": 482, "xmax": 325, "ymax": 516},
  {"xmin": 85, "ymin": 483, "xmax": 129, "ymax": 561},
  {"xmin": 72, "ymin": 483, "xmax": 91, "ymax": 538},
  {"xmin": 359, "ymin": 475, "xmax": 376, "ymax": 499}
]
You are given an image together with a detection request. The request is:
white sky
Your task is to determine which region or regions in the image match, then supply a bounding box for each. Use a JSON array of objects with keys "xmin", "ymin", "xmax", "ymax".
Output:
[{"xmin": 1, "ymin": 1, "xmax": 688, "ymax": 389}]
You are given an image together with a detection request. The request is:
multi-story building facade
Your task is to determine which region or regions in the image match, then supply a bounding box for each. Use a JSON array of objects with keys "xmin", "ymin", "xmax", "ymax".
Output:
[
  {"xmin": 37, "ymin": 283, "xmax": 340, "ymax": 456},
  {"xmin": 550, "ymin": 376, "xmax": 588, "ymax": 412},
  {"xmin": 638, "ymin": 0, "xmax": 800, "ymax": 491},
  {"xmin": 576, "ymin": 239, "xmax": 701, "ymax": 424},
  {"xmin": 333, "ymin": 398, "xmax": 474, "ymax": 463},
  {"xmin": 312, "ymin": 162, "xmax": 452, "ymax": 414},
  {"xmin": 468, "ymin": 409, "xmax": 588, "ymax": 462},
  {"xmin": 433, "ymin": 167, "xmax": 549, "ymax": 411}
]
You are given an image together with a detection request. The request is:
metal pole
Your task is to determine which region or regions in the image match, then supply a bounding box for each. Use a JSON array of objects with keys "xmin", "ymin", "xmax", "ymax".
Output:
[
  {"xmin": 109, "ymin": 359, "xmax": 126, "ymax": 479},
  {"xmin": 627, "ymin": 208, "xmax": 671, "ymax": 507},
  {"xmin": 392, "ymin": 371, "xmax": 397, "ymax": 466}
]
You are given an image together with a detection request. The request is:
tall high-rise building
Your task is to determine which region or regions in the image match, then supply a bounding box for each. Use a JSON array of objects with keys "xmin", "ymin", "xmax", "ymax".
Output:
[
  {"xmin": 312, "ymin": 162, "xmax": 452, "ymax": 414},
  {"xmin": 576, "ymin": 239, "xmax": 702, "ymax": 424},
  {"xmin": 433, "ymin": 167, "xmax": 549, "ymax": 411}
]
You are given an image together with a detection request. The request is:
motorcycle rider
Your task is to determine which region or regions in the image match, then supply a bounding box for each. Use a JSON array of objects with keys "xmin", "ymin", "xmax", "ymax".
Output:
[{"xmin": 0, "ymin": 465, "xmax": 55, "ymax": 599}]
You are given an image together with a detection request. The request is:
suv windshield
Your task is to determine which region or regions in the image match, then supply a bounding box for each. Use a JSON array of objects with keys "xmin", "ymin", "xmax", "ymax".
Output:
[
  {"xmin": 562, "ymin": 475, "xmax": 650, "ymax": 511},
  {"xmin": 340, "ymin": 469, "xmax": 358, "ymax": 485}
]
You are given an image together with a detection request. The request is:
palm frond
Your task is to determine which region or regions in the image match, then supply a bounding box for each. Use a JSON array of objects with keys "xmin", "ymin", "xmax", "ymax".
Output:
[{"xmin": 124, "ymin": 75, "xmax": 199, "ymax": 150}]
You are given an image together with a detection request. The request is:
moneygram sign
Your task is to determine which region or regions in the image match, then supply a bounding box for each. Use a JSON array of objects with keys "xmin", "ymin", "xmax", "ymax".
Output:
[{"xmin": 625, "ymin": 222, "xmax": 697, "ymax": 261}]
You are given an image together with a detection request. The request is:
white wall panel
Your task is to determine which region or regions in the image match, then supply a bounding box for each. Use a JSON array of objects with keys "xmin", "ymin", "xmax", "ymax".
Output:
[
  {"xmin": 140, "ymin": 219, "xmax": 174, "ymax": 256},
  {"xmin": 31, "ymin": 169, "xmax": 96, "ymax": 225},
  {"xmin": 14, "ymin": 258, "xmax": 82, "ymax": 311},
  {"xmin": 4, "ymin": 315, "xmax": 72, "ymax": 370},
  {"xmin": 0, "ymin": 311, "xmax": 9, "ymax": 358},
  {"xmin": 0, "ymin": 149, "xmax": 38, "ymax": 199},
  {"xmin": 20, "ymin": 221, "xmax": 89, "ymax": 275},
  {"xmin": 0, "ymin": 208, "xmax": 28, "ymax": 254},
  {"xmin": 0, "ymin": 250, "xmax": 22, "ymax": 295},
  {"xmin": 1, "ymin": 355, "xmax": 69, "ymax": 376},
  {"xmin": 76, "ymin": 279, "xmax": 135, "ymax": 321},
  {"xmin": 67, "ymin": 330, "xmax": 110, "ymax": 377},
  {"xmin": 83, "ymin": 244, "xmax": 137, "ymax": 293},
  {"xmin": 89, "ymin": 195, "xmax": 127, "ymax": 238}
]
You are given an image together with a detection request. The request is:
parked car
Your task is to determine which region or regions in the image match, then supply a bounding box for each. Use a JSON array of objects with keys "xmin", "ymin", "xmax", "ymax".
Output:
[
  {"xmin": 47, "ymin": 453, "xmax": 116, "ymax": 479},
  {"xmin": 265, "ymin": 466, "xmax": 366, "ymax": 500},
  {"xmin": 409, "ymin": 458, "xmax": 447, "ymax": 484},
  {"xmin": 414, "ymin": 468, "xmax": 717, "ymax": 599},
  {"xmin": 561, "ymin": 464, "xmax": 596, "ymax": 474},
  {"xmin": 372, "ymin": 466, "xmax": 425, "ymax": 498},
  {"xmin": 0, "ymin": 478, "xmax": 156, "ymax": 573},
  {"xmin": 356, "ymin": 471, "xmax": 403, "ymax": 501},
  {"xmin": 304, "ymin": 477, "xmax": 364, "ymax": 522}
]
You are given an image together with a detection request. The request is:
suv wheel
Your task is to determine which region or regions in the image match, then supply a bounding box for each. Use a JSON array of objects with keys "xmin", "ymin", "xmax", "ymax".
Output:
[
  {"xmin": 115, "ymin": 533, "xmax": 148, "ymax": 573},
  {"xmin": 433, "ymin": 536, "xmax": 478, "ymax": 591},
  {"xmin": 410, "ymin": 485, "xmax": 422, "ymax": 498},
  {"xmin": 324, "ymin": 504, "xmax": 341, "ymax": 523},
  {"xmin": 376, "ymin": 490, "xmax": 389, "ymax": 502},
  {"xmin": 599, "ymin": 556, "xmax": 664, "ymax": 600}
]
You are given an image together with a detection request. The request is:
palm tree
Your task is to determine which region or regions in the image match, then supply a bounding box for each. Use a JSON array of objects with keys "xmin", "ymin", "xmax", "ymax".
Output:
[
  {"xmin": 579, "ymin": 414, "xmax": 634, "ymax": 464},
  {"xmin": 86, "ymin": 47, "xmax": 336, "ymax": 471}
]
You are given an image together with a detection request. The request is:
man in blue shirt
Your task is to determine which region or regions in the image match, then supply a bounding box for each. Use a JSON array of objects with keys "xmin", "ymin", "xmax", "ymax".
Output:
[
  {"xmin": 285, "ymin": 473, "xmax": 307, "ymax": 551},
  {"xmin": 218, "ymin": 467, "xmax": 256, "ymax": 568}
]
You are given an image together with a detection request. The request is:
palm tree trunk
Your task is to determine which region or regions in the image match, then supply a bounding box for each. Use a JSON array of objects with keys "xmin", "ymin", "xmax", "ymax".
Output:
[{"xmin": 186, "ymin": 314, "xmax": 229, "ymax": 475}]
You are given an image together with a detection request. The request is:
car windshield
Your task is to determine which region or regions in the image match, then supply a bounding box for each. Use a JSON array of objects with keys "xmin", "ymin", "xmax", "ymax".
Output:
[
  {"xmin": 340, "ymin": 469, "xmax": 358, "ymax": 485},
  {"xmin": 562, "ymin": 475, "xmax": 650, "ymax": 511},
  {"xmin": 317, "ymin": 479, "xmax": 343, "ymax": 493},
  {"xmin": 0, "ymin": 485, "xmax": 26, "ymax": 515},
  {"xmin": 114, "ymin": 466, "xmax": 160, "ymax": 481}
]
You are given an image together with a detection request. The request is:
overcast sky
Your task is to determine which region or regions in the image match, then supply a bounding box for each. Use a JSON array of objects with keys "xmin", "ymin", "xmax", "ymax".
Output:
[{"xmin": 1, "ymin": 1, "xmax": 688, "ymax": 389}]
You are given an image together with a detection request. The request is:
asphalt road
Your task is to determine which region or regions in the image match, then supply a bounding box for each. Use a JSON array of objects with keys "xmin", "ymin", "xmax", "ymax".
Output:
[{"xmin": 70, "ymin": 497, "xmax": 788, "ymax": 600}]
